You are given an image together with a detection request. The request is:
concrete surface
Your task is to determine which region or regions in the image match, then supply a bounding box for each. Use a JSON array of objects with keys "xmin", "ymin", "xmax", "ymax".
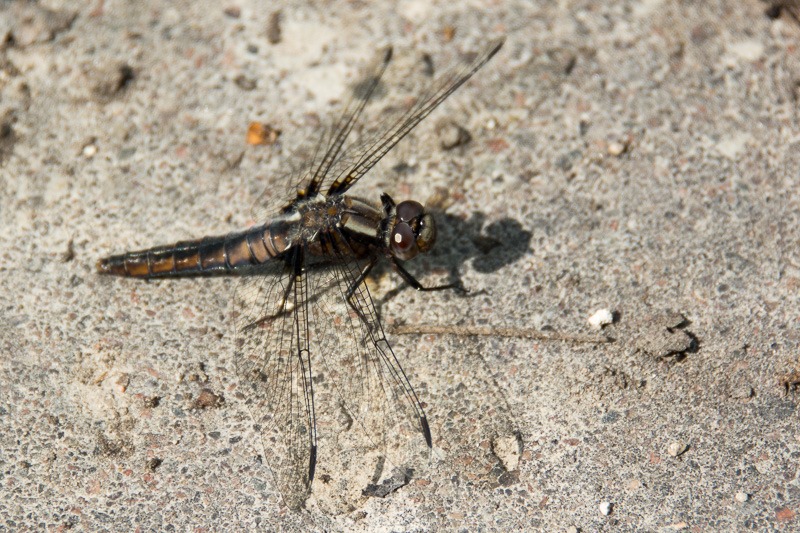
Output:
[{"xmin": 1, "ymin": 0, "xmax": 799, "ymax": 530}]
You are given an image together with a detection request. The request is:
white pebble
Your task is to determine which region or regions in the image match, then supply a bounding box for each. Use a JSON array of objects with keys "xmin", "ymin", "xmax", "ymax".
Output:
[
  {"xmin": 83, "ymin": 144, "xmax": 97, "ymax": 158},
  {"xmin": 735, "ymin": 491, "xmax": 749, "ymax": 503},
  {"xmin": 608, "ymin": 141, "xmax": 625, "ymax": 156},
  {"xmin": 599, "ymin": 501, "xmax": 612, "ymax": 515},
  {"xmin": 588, "ymin": 309, "xmax": 614, "ymax": 329},
  {"xmin": 667, "ymin": 442, "xmax": 688, "ymax": 457}
]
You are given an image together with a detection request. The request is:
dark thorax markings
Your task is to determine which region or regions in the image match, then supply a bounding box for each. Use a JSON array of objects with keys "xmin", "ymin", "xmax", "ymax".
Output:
[{"xmin": 298, "ymin": 194, "xmax": 384, "ymax": 260}]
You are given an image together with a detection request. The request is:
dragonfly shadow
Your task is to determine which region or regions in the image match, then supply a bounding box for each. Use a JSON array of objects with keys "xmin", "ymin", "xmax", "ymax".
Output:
[
  {"xmin": 373, "ymin": 209, "xmax": 531, "ymax": 311},
  {"xmin": 436, "ymin": 210, "xmax": 532, "ymax": 275}
]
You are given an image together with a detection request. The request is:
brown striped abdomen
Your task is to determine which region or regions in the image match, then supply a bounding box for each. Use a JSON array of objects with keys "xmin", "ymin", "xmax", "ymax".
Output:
[{"xmin": 96, "ymin": 222, "xmax": 292, "ymax": 278}]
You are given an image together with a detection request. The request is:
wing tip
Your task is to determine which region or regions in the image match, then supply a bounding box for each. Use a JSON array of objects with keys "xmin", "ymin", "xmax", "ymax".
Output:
[
  {"xmin": 420, "ymin": 415, "xmax": 433, "ymax": 448},
  {"xmin": 308, "ymin": 444, "xmax": 317, "ymax": 482},
  {"xmin": 487, "ymin": 36, "xmax": 506, "ymax": 58}
]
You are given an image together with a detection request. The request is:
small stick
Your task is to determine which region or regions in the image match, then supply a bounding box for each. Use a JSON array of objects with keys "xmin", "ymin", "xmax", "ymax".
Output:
[{"xmin": 389, "ymin": 323, "xmax": 613, "ymax": 344}]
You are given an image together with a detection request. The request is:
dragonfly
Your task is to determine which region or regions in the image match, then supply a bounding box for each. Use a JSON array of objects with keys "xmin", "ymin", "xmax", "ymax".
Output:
[{"xmin": 97, "ymin": 37, "xmax": 504, "ymax": 509}]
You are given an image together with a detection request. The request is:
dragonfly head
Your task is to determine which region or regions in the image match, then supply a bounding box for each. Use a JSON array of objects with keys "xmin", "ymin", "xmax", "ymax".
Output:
[{"xmin": 390, "ymin": 200, "xmax": 436, "ymax": 261}]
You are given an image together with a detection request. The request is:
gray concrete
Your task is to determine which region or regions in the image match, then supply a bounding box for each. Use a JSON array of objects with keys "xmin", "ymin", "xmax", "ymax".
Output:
[{"xmin": 1, "ymin": 0, "xmax": 799, "ymax": 530}]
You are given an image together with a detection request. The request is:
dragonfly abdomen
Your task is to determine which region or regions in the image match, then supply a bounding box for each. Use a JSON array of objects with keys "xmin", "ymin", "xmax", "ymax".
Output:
[{"xmin": 96, "ymin": 223, "xmax": 289, "ymax": 278}]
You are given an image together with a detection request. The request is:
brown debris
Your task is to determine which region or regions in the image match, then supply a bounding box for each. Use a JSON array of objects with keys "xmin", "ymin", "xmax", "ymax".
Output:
[
  {"xmin": 142, "ymin": 395, "xmax": 161, "ymax": 408},
  {"xmin": 247, "ymin": 122, "xmax": 281, "ymax": 145},
  {"xmin": 193, "ymin": 388, "xmax": 224, "ymax": 409},
  {"xmin": 267, "ymin": 11, "xmax": 282, "ymax": 44},
  {"xmin": 778, "ymin": 371, "xmax": 800, "ymax": 394}
]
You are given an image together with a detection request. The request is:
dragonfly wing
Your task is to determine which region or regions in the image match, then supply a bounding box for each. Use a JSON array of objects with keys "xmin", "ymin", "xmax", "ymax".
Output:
[
  {"xmin": 248, "ymin": 45, "xmax": 395, "ymax": 224},
  {"xmin": 232, "ymin": 254, "xmax": 317, "ymax": 511},
  {"xmin": 327, "ymin": 38, "xmax": 505, "ymax": 195},
  {"xmin": 302, "ymin": 46, "xmax": 393, "ymax": 198},
  {"xmin": 301, "ymin": 234, "xmax": 433, "ymax": 500}
]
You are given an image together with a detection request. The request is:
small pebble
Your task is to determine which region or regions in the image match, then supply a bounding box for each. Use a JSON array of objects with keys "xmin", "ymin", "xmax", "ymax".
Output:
[
  {"xmin": 83, "ymin": 143, "xmax": 97, "ymax": 158},
  {"xmin": 193, "ymin": 388, "xmax": 224, "ymax": 409},
  {"xmin": 731, "ymin": 385, "xmax": 754, "ymax": 399},
  {"xmin": 566, "ymin": 527, "xmax": 579, "ymax": 533},
  {"xmin": 668, "ymin": 441, "xmax": 688, "ymax": 457},
  {"xmin": 599, "ymin": 501, "xmax": 613, "ymax": 515},
  {"xmin": 588, "ymin": 308, "xmax": 614, "ymax": 329},
  {"xmin": 735, "ymin": 491, "xmax": 749, "ymax": 503},
  {"xmin": 234, "ymin": 74, "xmax": 257, "ymax": 91},
  {"xmin": 223, "ymin": 6, "xmax": 241, "ymax": 18},
  {"xmin": 608, "ymin": 141, "xmax": 626, "ymax": 156},
  {"xmin": 437, "ymin": 120, "xmax": 471, "ymax": 150}
]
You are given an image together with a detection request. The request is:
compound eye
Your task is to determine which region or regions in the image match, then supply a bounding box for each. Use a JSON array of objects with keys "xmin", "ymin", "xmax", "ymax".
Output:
[
  {"xmin": 391, "ymin": 222, "xmax": 419, "ymax": 260},
  {"xmin": 416, "ymin": 213, "xmax": 437, "ymax": 253},
  {"xmin": 396, "ymin": 200, "xmax": 424, "ymax": 223}
]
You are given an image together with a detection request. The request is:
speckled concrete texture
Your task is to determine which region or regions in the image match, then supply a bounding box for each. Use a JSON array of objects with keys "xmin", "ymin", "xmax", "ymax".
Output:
[{"xmin": 1, "ymin": 0, "xmax": 799, "ymax": 530}]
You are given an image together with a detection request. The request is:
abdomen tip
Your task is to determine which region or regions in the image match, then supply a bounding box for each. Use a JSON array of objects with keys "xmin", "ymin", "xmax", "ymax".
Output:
[{"xmin": 96, "ymin": 258, "xmax": 111, "ymax": 273}]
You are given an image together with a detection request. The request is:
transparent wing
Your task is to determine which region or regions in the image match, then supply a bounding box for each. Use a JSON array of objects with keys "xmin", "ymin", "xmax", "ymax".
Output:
[
  {"xmin": 303, "ymin": 47, "xmax": 393, "ymax": 198},
  {"xmin": 302, "ymin": 232, "xmax": 433, "ymax": 503},
  {"xmin": 249, "ymin": 38, "xmax": 504, "ymax": 223},
  {"xmin": 233, "ymin": 249, "xmax": 432, "ymax": 510},
  {"xmin": 232, "ymin": 254, "xmax": 318, "ymax": 511},
  {"xmin": 247, "ymin": 45, "xmax": 395, "ymax": 223},
  {"xmin": 327, "ymin": 37, "xmax": 505, "ymax": 195}
]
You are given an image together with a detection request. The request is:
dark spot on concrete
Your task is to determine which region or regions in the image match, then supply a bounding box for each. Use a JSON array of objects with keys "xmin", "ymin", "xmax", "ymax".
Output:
[
  {"xmin": 0, "ymin": 111, "xmax": 17, "ymax": 163},
  {"xmin": 234, "ymin": 74, "xmax": 256, "ymax": 91},
  {"xmin": 362, "ymin": 467, "xmax": 411, "ymax": 498},
  {"xmin": 601, "ymin": 410, "xmax": 620, "ymax": 424},
  {"xmin": 421, "ymin": 52, "xmax": 435, "ymax": 77},
  {"xmin": 61, "ymin": 238, "xmax": 74, "ymax": 262},
  {"xmin": 267, "ymin": 11, "xmax": 281, "ymax": 44},
  {"xmin": 556, "ymin": 149, "xmax": 582, "ymax": 171},
  {"xmin": 223, "ymin": 6, "xmax": 241, "ymax": 18}
]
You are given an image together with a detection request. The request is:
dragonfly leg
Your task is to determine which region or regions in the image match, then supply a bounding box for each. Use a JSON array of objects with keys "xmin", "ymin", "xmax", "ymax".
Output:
[
  {"xmin": 391, "ymin": 257, "xmax": 466, "ymax": 292},
  {"xmin": 345, "ymin": 256, "xmax": 378, "ymax": 323},
  {"xmin": 242, "ymin": 267, "xmax": 297, "ymax": 332}
]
